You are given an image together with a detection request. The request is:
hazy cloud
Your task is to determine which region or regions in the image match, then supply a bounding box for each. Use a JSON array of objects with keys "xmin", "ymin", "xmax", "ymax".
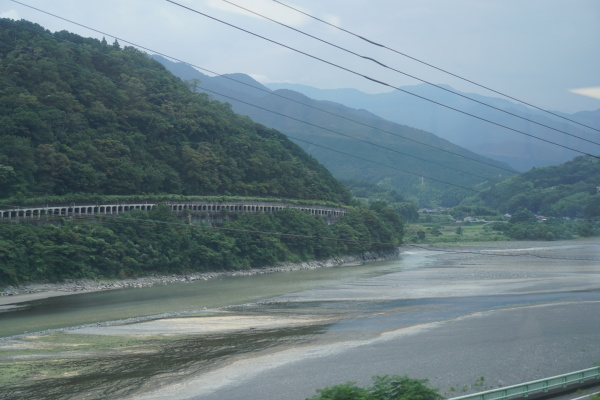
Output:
[{"xmin": 570, "ymin": 87, "xmax": 600, "ymax": 100}]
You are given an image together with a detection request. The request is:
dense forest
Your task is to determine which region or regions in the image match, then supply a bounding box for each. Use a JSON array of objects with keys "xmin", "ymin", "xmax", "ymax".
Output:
[
  {"xmin": 0, "ymin": 19, "xmax": 350, "ymax": 204},
  {"xmin": 476, "ymin": 155, "xmax": 600, "ymax": 218},
  {"xmin": 0, "ymin": 19, "xmax": 408, "ymax": 287},
  {"xmin": 0, "ymin": 203, "xmax": 403, "ymax": 286}
]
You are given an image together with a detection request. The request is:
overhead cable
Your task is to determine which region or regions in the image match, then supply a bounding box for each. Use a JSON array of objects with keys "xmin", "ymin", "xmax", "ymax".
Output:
[
  {"xmin": 0, "ymin": 36, "xmax": 499, "ymax": 189},
  {"xmin": 220, "ymin": 0, "xmax": 600, "ymax": 147},
  {"xmin": 0, "ymin": 18, "xmax": 587, "ymax": 202},
  {"xmin": 164, "ymin": 0, "xmax": 599, "ymax": 159},
  {"xmin": 271, "ymin": 0, "xmax": 600, "ymax": 134},
  {"xmin": 4, "ymin": 10, "xmax": 518, "ymax": 177}
]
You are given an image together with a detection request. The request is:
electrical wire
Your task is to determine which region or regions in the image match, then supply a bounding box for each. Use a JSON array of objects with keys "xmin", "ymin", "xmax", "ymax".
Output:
[
  {"xmin": 0, "ymin": 22, "xmax": 590, "ymax": 203},
  {"xmin": 271, "ymin": 0, "xmax": 600, "ymax": 135},
  {"xmin": 2, "ymin": 6, "xmax": 598, "ymax": 277},
  {"xmin": 3, "ymin": 12, "xmax": 519, "ymax": 177},
  {"xmin": 220, "ymin": 0, "xmax": 600, "ymax": 147},
  {"xmin": 39, "ymin": 213, "xmax": 600, "ymax": 262},
  {"xmin": 164, "ymin": 0, "xmax": 599, "ymax": 159},
  {"xmin": 0, "ymin": 36, "xmax": 497, "ymax": 192},
  {"xmin": 0, "ymin": 39, "xmax": 490, "ymax": 195},
  {"xmin": 196, "ymin": 86, "xmax": 505, "ymax": 185},
  {"xmin": 3, "ymin": 19, "xmax": 514, "ymax": 186}
]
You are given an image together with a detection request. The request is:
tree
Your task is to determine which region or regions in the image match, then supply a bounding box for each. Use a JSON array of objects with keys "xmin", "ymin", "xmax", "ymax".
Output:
[
  {"xmin": 307, "ymin": 375, "xmax": 442, "ymax": 400},
  {"xmin": 509, "ymin": 208, "xmax": 536, "ymax": 224}
]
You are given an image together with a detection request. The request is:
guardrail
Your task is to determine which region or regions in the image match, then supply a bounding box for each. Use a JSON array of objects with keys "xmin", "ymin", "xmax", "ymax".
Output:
[{"xmin": 447, "ymin": 366, "xmax": 600, "ymax": 400}]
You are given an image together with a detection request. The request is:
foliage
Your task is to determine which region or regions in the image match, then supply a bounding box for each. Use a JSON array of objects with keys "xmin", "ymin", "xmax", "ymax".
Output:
[
  {"xmin": 0, "ymin": 18, "xmax": 350, "ymax": 204},
  {"xmin": 0, "ymin": 205, "xmax": 403, "ymax": 287},
  {"xmin": 490, "ymin": 216, "xmax": 599, "ymax": 241},
  {"xmin": 306, "ymin": 375, "xmax": 442, "ymax": 400},
  {"xmin": 341, "ymin": 180, "xmax": 420, "ymax": 222},
  {"xmin": 478, "ymin": 156, "xmax": 600, "ymax": 218}
]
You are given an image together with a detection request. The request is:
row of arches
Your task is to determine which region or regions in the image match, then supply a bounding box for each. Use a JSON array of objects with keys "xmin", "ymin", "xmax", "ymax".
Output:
[{"xmin": 0, "ymin": 202, "xmax": 347, "ymax": 220}]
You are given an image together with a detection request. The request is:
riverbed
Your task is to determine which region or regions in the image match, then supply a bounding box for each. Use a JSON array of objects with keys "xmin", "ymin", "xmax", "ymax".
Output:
[{"xmin": 1, "ymin": 240, "xmax": 599, "ymax": 400}]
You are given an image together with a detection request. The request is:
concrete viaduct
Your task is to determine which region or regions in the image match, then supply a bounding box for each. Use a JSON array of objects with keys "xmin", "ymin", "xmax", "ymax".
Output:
[{"xmin": 0, "ymin": 200, "xmax": 348, "ymax": 224}]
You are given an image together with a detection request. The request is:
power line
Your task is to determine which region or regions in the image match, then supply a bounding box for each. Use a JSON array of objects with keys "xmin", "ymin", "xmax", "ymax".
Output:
[
  {"xmin": 220, "ymin": 0, "xmax": 600, "ymax": 147},
  {"xmin": 102, "ymin": 216, "xmax": 398, "ymax": 248},
  {"xmin": 0, "ymin": 19, "xmax": 584, "ymax": 203},
  {"xmin": 165, "ymin": 0, "xmax": 599, "ymax": 159},
  {"xmin": 2, "ymin": 9, "xmax": 593, "ymax": 206},
  {"xmin": 197, "ymin": 86, "xmax": 504, "ymax": 185},
  {"xmin": 0, "ymin": 37, "xmax": 491, "ymax": 197},
  {"xmin": 4, "ymin": 8, "xmax": 519, "ymax": 177},
  {"xmin": 284, "ymin": 134, "xmax": 485, "ymax": 194},
  {"xmin": 0, "ymin": 33, "xmax": 497, "ymax": 190},
  {"xmin": 65, "ymin": 214, "xmax": 600, "ymax": 262},
  {"xmin": 271, "ymin": 0, "xmax": 600, "ymax": 135},
  {"xmin": 72, "ymin": 213, "xmax": 600, "ymax": 262},
  {"xmin": 4, "ymin": 18, "xmax": 514, "ymax": 185}
]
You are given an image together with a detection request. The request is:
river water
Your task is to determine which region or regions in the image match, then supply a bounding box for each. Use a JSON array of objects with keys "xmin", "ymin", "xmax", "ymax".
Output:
[
  {"xmin": 1, "ymin": 243, "xmax": 599, "ymax": 400},
  {"xmin": 0, "ymin": 255, "xmax": 425, "ymax": 338}
]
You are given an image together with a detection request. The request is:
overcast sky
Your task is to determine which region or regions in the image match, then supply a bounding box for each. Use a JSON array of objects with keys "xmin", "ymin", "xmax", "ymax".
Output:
[{"xmin": 2, "ymin": 0, "xmax": 599, "ymax": 113}]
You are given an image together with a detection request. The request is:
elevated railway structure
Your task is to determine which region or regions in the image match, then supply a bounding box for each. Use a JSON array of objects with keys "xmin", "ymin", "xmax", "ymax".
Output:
[{"xmin": 0, "ymin": 199, "xmax": 348, "ymax": 225}]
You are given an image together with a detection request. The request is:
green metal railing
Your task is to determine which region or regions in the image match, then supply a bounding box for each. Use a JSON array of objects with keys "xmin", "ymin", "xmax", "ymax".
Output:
[{"xmin": 447, "ymin": 366, "xmax": 600, "ymax": 400}]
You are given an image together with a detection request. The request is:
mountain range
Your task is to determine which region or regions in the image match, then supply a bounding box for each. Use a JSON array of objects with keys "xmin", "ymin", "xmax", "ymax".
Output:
[
  {"xmin": 153, "ymin": 55, "xmax": 516, "ymax": 206},
  {"xmin": 267, "ymin": 82, "xmax": 600, "ymax": 171}
]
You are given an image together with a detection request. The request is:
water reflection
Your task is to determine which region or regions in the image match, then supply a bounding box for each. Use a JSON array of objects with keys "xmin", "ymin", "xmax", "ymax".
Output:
[{"xmin": 0, "ymin": 258, "xmax": 410, "ymax": 338}]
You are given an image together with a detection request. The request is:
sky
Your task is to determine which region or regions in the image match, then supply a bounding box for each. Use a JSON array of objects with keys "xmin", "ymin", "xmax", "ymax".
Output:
[{"xmin": 1, "ymin": 0, "xmax": 599, "ymax": 113}]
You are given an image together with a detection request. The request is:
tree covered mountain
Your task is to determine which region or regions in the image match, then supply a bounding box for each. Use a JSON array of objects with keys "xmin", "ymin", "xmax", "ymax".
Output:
[
  {"xmin": 152, "ymin": 56, "xmax": 515, "ymax": 207},
  {"xmin": 268, "ymin": 83, "xmax": 600, "ymax": 171},
  {"xmin": 476, "ymin": 155, "xmax": 600, "ymax": 218},
  {"xmin": 0, "ymin": 19, "xmax": 350, "ymax": 204},
  {"xmin": 0, "ymin": 19, "xmax": 412, "ymax": 286}
]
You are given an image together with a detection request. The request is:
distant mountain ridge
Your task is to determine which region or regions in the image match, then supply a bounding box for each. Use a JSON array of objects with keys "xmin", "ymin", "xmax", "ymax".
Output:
[
  {"xmin": 267, "ymin": 82, "xmax": 600, "ymax": 171},
  {"xmin": 152, "ymin": 55, "xmax": 516, "ymax": 206}
]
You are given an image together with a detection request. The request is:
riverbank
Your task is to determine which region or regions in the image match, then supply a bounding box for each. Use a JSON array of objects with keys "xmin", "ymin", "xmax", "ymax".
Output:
[
  {"xmin": 0, "ymin": 251, "xmax": 397, "ymax": 306},
  {"xmin": 127, "ymin": 239, "xmax": 600, "ymax": 400},
  {"xmin": 1, "ymin": 240, "xmax": 598, "ymax": 400}
]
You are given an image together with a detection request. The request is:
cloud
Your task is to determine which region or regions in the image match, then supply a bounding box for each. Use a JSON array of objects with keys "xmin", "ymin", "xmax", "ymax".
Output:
[
  {"xmin": 248, "ymin": 73, "xmax": 273, "ymax": 83},
  {"xmin": 0, "ymin": 9, "xmax": 20, "ymax": 20},
  {"xmin": 569, "ymin": 87, "xmax": 600, "ymax": 100}
]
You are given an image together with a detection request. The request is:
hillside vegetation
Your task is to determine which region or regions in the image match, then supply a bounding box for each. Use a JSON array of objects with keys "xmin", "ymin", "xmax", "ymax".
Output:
[
  {"xmin": 478, "ymin": 155, "xmax": 600, "ymax": 218},
  {"xmin": 0, "ymin": 19, "xmax": 350, "ymax": 204},
  {"xmin": 0, "ymin": 19, "xmax": 408, "ymax": 287}
]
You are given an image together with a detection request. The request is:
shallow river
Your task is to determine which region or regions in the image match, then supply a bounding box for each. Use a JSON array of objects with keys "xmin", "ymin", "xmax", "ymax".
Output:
[
  {"xmin": 1, "ymin": 243, "xmax": 599, "ymax": 400},
  {"xmin": 0, "ymin": 254, "xmax": 428, "ymax": 338}
]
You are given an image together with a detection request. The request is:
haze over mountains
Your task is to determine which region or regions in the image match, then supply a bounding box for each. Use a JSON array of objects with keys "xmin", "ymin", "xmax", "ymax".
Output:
[
  {"xmin": 153, "ymin": 55, "xmax": 517, "ymax": 204},
  {"xmin": 267, "ymin": 83, "xmax": 600, "ymax": 172}
]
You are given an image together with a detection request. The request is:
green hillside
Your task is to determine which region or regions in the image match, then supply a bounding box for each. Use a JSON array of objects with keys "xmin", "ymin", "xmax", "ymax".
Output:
[
  {"xmin": 0, "ymin": 19, "xmax": 350, "ymax": 204},
  {"xmin": 478, "ymin": 155, "xmax": 600, "ymax": 218},
  {"xmin": 0, "ymin": 20, "xmax": 411, "ymax": 287}
]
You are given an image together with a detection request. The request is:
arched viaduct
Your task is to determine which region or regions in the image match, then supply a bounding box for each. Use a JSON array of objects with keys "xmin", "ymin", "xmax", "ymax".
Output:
[{"xmin": 0, "ymin": 200, "xmax": 347, "ymax": 224}]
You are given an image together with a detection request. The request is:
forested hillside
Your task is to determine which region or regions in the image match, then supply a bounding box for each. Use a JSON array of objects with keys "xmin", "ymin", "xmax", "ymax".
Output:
[
  {"xmin": 0, "ymin": 19, "xmax": 350, "ymax": 204},
  {"xmin": 0, "ymin": 19, "xmax": 411, "ymax": 287},
  {"xmin": 477, "ymin": 155, "xmax": 600, "ymax": 218}
]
